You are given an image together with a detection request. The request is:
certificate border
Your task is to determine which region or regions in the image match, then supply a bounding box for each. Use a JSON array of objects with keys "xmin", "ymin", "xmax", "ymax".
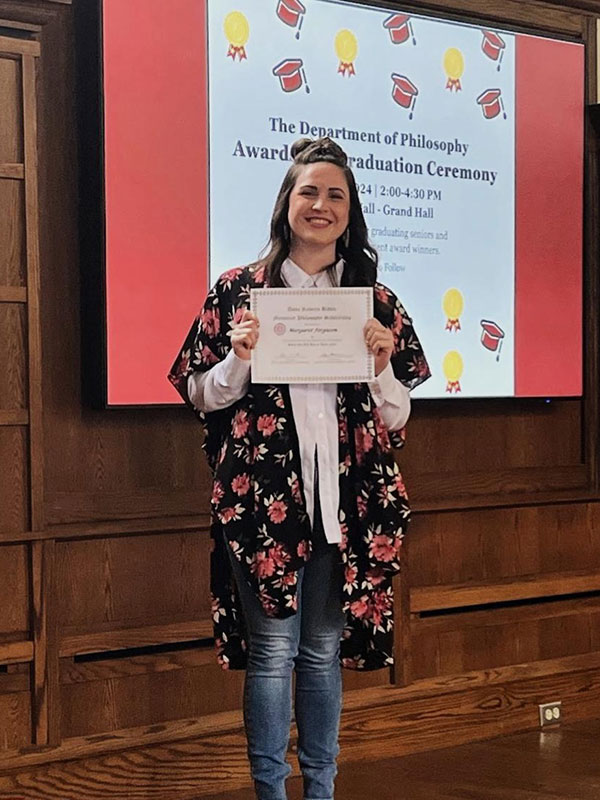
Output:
[{"xmin": 250, "ymin": 287, "xmax": 374, "ymax": 384}]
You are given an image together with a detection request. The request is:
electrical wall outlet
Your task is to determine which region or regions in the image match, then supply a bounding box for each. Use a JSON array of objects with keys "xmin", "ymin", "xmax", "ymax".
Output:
[{"xmin": 539, "ymin": 701, "xmax": 562, "ymax": 726}]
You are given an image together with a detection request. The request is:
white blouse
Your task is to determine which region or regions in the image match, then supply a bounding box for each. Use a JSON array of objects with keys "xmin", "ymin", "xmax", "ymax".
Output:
[{"xmin": 188, "ymin": 259, "xmax": 411, "ymax": 543}]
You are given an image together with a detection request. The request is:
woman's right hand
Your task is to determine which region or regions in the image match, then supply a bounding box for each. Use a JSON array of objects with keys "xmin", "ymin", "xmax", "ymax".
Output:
[{"xmin": 229, "ymin": 309, "xmax": 260, "ymax": 360}]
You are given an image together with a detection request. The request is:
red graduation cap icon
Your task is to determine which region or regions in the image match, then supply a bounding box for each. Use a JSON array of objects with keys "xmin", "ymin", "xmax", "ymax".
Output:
[
  {"xmin": 480, "ymin": 319, "xmax": 505, "ymax": 359},
  {"xmin": 476, "ymin": 88, "xmax": 506, "ymax": 119},
  {"xmin": 481, "ymin": 30, "xmax": 506, "ymax": 69},
  {"xmin": 391, "ymin": 74, "xmax": 418, "ymax": 119},
  {"xmin": 276, "ymin": 0, "xmax": 306, "ymax": 38},
  {"xmin": 273, "ymin": 58, "xmax": 310, "ymax": 93},
  {"xmin": 383, "ymin": 13, "xmax": 416, "ymax": 45}
]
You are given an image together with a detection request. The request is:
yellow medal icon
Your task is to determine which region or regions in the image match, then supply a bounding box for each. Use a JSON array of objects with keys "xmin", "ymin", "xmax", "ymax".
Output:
[
  {"xmin": 442, "ymin": 288, "xmax": 464, "ymax": 331},
  {"xmin": 443, "ymin": 350, "xmax": 463, "ymax": 393},
  {"xmin": 224, "ymin": 11, "xmax": 249, "ymax": 61},
  {"xmin": 335, "ymin": 29, "xmax": 358, "ymax": 76},
  {"xmin": 443, "ymin": 47, "xmax": 464, "ymax": 91}
]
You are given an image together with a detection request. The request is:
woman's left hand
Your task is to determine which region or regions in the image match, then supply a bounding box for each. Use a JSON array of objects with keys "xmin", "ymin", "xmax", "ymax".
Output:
[{"xmin": 364, "ymin": 318, "xmax": 394, "ymax": 376}]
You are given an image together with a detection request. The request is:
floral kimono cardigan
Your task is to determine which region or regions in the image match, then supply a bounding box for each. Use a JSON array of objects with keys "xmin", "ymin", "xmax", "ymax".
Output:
[{"xmin": 168, "ymin": 263, "xmax": 430, "ymax": 671}]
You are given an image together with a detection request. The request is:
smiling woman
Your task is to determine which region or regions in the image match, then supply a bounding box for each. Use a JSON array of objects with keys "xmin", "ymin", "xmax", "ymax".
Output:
[
  {"xmin": 287, "ymin": 161, "xmax": 350, "ymax": 259},
  {"xmin": 168, "ymin": 136, "xmax": 430, "ymax": 800}
]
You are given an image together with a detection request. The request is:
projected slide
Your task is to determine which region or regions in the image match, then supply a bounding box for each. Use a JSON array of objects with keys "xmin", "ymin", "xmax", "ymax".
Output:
[
  {"xmin": 208, "ymin": 2, "xmax": 517, "ymax": 398},
  {"xmin": 101, "ymin": 0, "xmax": 583, "ymax": 404}
]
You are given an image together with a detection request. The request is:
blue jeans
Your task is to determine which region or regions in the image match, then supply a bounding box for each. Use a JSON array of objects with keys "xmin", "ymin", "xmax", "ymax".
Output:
[{"xmin": 227, "ymin": 535, "xmax": 345, "ymax": 800}]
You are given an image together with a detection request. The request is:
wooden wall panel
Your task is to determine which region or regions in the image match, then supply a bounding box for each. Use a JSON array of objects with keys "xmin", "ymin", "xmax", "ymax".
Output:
[
  {"xmin": 59, "ymin": 650, "xmax": 244, "ymax": 739},
  {"xmin": 0, "ymin": 543, "xmax": 29, "ymax": 639},
  {"xmin": 0, "ymin": 55, "xmax": 23, "ymax": 163},
  {"xmin": 55, "ymin": 532, "xmax": 212, "ymax": 634},
  {"xmin": 0, "ymin": 302, "xmax": 26, "ymax": 409},
  {"xmin": 405, "ymin": 400, "xmax": 582, "ymax": 475},
  {"xmin": 0, "ymin": 686, "xmax": 31, "ymax": 750},
  {"xmin": 411, "ymin": 598, "xmax": 600, "ymax": 679},
  {"xmin": 0, "ymin": 179, "xmax": 25, "ymax": 287},
  {"xmin": 0, "ymin": 427, "xmax": 28, "ymax": 532},
  {"xmin": 409, "ymin": 503, "xmax": 600, "ymax": 588}
]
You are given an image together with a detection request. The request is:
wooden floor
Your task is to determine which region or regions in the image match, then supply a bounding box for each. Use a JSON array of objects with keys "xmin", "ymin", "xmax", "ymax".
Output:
[{"xmin": 205, "ymin": 719, "xmax": 600, "ymax": 799}]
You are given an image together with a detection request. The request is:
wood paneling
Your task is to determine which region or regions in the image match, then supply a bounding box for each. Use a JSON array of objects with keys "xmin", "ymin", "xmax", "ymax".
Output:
[
  {"xmin": 412, "ymin": 597, "xmax": 600, "ymax": 679},
  {"xmin": 0, "ymin": 303, "xmax": 26, "ymax": 409},
  {"xmin": 60, "ymin": 648, "xmax": 245, "ymax": 739},
  {"xmin": 0, "ymin": 543, "xmax": 29, "ymax": 637},
  {"xmin": 412, "ymin": 570, "xmax": 600, "ymax": 611},
  {"xmin": 409, "ymin": 503, "xmax": 600, "ymax": 588},
  {"xmin": 0, "ymin": 179, "xmax": 25, "ymax": 287},
  {"xmin": 0, "ymin": 55, "xmax": 22, "ymax": 163},
  {"xmin": 3, "ymin": 663, "xmax": 600, "ymax": 798},
  {"xmin": 0, "ymin": 427, "xmax": 28, "ymax": 533},
  {"xmin": 0, "ymin": 687, "xmax": 31, "ymax": 751},
  {"xmin": 60, "ymin": 621, "xmax": 213, "ymax": 658},
  {"xmin": 0, "ymin": 641, "xmax": 33, "ymax": 664},
  {"xmin": 0, "ymin": 0, "xmax": 597, "ymax": 794},
  {"xmin": 55, "ymin": 533, "xmax": 212, "ymax": 634}
]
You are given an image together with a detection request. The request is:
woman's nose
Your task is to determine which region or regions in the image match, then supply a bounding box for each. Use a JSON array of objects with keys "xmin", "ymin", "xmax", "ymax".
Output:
[{"xmin": 312, "ymin": 195, "xmax": 326, "ymax": 209}]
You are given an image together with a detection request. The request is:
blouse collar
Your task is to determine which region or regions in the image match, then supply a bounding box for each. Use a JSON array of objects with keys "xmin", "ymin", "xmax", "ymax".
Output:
[{"xmin": 281, "ymin": 257, "xmax": 344, "ymax": 288}]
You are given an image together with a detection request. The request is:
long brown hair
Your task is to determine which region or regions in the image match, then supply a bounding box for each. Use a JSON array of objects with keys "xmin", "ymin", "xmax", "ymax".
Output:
[{"xmin": 256, "ymin": 137, "xmax": 379, "ymax": 288}]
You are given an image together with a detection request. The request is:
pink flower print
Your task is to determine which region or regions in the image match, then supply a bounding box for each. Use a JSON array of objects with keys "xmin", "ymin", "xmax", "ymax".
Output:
[
  {"xmin": 344, "ymin": 564, "xmax": 358, "ymax": 587},
  {"xmin": 275, "ymin": 393, "xmax": 285, "ymax": 408},
  {"xmin": 338, "ymin": 417, "xmax": 349, "ymax": 444},
  {"xmin": 231, "ymin": 473, "xmax": 250, "ymax": 496},
  {"xmin": 373, "ymin": 408, "xmax": 391, "ymax": 450},
  {"xmin": 365, "ymin": 567, "xmax": 386, "ymax": 587},
  {"xmin": 356, "ymin": 495, "xmax": 368, "ymax": 519},
  {"xmin": 394, "ymin": 473, "xmax": 407, "ymax": 497},
  {"xmin": 370, "ymin": 589, "xmax": 393, "ymax": 627},
  {"xmin": 375, "ymin": 286, "xmax": 390, "ymax": 305},
  {"xmin": 232, "ymin": 305, "xmax": 247, "ymax": 325},
  {"xmin": 177, "ymin": 350, "xmax": 190, "ymax": 374},
  {"xmin": 211, "ymin": 480, "xmax": 225, "ymax": 506},
  {"xmin": 220, "ymin": 267, "xmax": 243, "ymax": 286},
  {"xmin": 289, "ymin": 476, "xmax": 303, "ymax": 505},
  {"xmin": 253, "ymin": 443, "xmax": 268, "ymax": 462},
  {"xmin": 218, "ymin": 507, "xmax": 237, "ymax": 524},
  {"xmin": 378, "ymin": 483, "xmax": 396, "ymax": 508},
  {"xmin": 201, "ymin": 308, "xmax": 220, "ymax": 337},
  {"xmin": 269, "ymin": 542, "xmax": 290, "ymax": 568},
  {"xmin": 297, "ymin": 539, "xmax": 310, "ymax": 560},
  {"xmin": 373, "ymin": 589, "xmax": 392, "ymax": 614},
  {"xmin": 392, "ymin": 309, "xmax": 404, "ymax": 335},
  {"xmin": 267, "ymin": 499, "xmax": 287, "ymax": 524},
  {"xmin": 350, "ymin": 596, "xmax": 370, "ymax": 619},
  {"xmin": 252, "ymin": 551, "xmax": 276, "ymax": 578},
  {"xmin": 354, "ymin": 426, "xmax": 374, "ymax": 464},
  {"xmin": 257, "ymin": 414, "xmax": 278, "ymax": 437},
  {"xmin": 414, "ymin": 354, "xmax": 430, "ymax": 378},
  {"xmin": 200, "ymin": 345, "xmax": 219, "ymax": 365},
  {"xmin": 232, "ymin": 410, "xmax": 249, "ymax": 438},
  {"xmin": 369, "ymin": 533, "xmax": 399, "ymax": 563}
]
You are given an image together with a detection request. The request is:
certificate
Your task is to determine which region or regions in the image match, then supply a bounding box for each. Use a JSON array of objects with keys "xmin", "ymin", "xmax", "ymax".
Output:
[{"xmin": 250, "ymin": 287, "xmax": 374, "ymax": 384}]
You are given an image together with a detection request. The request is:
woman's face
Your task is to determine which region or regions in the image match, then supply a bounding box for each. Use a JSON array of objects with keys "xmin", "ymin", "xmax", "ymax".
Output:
[{"xmin": 287, "ymin": 162, "xmax": 351, "ymax": 251}]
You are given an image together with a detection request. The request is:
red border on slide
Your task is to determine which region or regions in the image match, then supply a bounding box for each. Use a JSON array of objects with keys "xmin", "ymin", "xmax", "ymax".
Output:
[
  {"xmin": 515, "ymin": 35, "xmax": 583, "ymax": 396},
  {"xmin": 103, "ymin": 0, "xmax": 208, "ymax": 405}
]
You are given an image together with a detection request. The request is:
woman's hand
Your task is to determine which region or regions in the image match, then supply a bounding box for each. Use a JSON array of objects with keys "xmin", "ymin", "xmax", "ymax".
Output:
[
  {"xmin": 364, "ymin": 318, "xmax": 394, "ymax": 376},
  {"xmin": 229, "ymin": 309, "xmax": 260, "ymax": 360}
]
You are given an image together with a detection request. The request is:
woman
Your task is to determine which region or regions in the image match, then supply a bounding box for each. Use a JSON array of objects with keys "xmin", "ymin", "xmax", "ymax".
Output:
[{"xmin": 169, "ymin": 137, "xmax": 430, "ymax": 800}]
